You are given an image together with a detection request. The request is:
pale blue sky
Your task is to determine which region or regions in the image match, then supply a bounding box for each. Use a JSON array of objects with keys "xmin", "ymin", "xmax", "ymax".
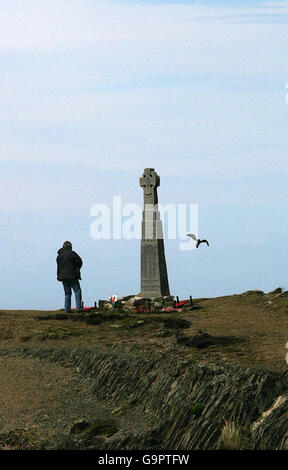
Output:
[{"xmin": 1, "ymin": 0, "xmax": 288, "ymax": 309}]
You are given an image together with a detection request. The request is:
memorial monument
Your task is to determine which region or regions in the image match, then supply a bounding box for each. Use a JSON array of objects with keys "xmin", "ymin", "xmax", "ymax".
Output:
[{"xmin": 140, "ymin": 168, "xmax": 170, "ymax": 297}]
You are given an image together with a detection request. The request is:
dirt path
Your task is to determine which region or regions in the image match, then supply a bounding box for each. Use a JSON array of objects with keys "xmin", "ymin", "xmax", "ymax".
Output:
[{"xmin": 0, "ymin": 355, "xmax": 110, "ymax": 448}]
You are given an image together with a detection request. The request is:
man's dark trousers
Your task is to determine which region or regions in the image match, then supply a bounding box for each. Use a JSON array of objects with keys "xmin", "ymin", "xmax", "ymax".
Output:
[{"xmin": 62, "ymin": 279, "xmax": 82, "ymax": 312}]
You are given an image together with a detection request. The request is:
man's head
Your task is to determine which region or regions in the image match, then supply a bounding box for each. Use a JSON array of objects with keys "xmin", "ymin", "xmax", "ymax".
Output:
[{"xmin": 63, "ymin": 241, "xmax": 72, "ymax": 250}]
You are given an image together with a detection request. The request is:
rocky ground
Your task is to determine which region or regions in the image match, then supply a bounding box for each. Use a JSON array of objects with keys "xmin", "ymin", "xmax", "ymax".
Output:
[{"xmin": 0, "ymin": 288, "xmax": 288, "ymax": 450}]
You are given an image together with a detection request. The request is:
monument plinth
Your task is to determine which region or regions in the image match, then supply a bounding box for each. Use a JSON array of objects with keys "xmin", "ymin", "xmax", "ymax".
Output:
[{"xmin": 140, "ymin": 168, "xmax": 170, "ymax": 298}]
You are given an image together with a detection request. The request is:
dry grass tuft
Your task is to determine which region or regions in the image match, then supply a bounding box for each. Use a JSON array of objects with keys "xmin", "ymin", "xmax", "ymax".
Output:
[{"xmin": 218, "ymin": 420, "xmax": 242, "ymax": 450}]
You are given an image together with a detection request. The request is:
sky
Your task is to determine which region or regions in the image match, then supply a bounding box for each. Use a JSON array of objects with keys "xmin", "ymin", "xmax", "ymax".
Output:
[{"xmin": 1, "ymin": 0, "xmax": 288, "ymax": 309}]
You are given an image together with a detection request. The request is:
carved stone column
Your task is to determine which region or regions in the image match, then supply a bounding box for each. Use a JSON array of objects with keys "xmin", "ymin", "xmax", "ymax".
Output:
[{"xmin": 140, "ymin": 168, "xmax": 170, "ymax": 298}]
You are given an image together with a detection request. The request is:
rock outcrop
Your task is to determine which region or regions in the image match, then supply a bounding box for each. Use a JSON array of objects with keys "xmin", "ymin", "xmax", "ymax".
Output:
[{"xmin": 22, "ymin": 347, "xmax": 288, "ymax": 450}]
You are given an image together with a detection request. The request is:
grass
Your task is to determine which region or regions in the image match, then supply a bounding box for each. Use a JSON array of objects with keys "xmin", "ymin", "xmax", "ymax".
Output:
[
  {"xmin": 32, "ymin": 326, "xmax": 86, "ymax": 340},
  {"xmin": 218, "ymin": 421, "xmax": 242, "ymax": 450},
  {"xmin": 0, "ymin": 288, "xmax": 287, "ymax": 450},
  {"xmin": 218, "ymin": 421, "xmax": 251, "ymax": 450},
  {"xmin": 190, "ymin": 403, "xmax": 205, "ymax": 417},
  {"xmin": 1, "ymin": 288, "xmax": 288, "ymax": 371},
  {"xmin": 70, "ymin": 418, "xmax": 119, "ymax": 438}
]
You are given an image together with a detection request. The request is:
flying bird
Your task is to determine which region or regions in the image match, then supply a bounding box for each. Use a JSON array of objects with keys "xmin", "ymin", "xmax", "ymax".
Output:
[{"xmin": 187, "ymin": 233, "xmax": 209, "ymax": 248}]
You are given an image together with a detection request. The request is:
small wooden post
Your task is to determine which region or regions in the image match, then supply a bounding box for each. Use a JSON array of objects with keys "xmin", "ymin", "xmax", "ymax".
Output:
[
  {"xmin": 176, "ymin": 296, "xmax": 179, "ymax": 303},
  {"xmin": 190, "ymin": 296, "xmax": 193, "ymax": 306}
]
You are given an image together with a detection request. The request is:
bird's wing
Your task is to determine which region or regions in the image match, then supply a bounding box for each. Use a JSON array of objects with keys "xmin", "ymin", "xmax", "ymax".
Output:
[
  {"xmin": 202, "ymin": 239, "xmax": 209, "ymax": 246},
  {"xmin": 187, "ymin": 233, "xmax": 197, "ymax": 240}
]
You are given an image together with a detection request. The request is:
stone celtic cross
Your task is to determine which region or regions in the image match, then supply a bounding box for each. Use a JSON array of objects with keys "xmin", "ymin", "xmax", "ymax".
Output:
[
  {"xmin": 139, "ymin": 168, "xmax": 170, "ymax": 298},
  {"xmin": 139, "ymin": 168, "xmax": 160, "ymax": 206}
]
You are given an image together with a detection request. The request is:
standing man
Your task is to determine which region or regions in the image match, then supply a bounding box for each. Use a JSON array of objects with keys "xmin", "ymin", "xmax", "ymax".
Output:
[{"xmin": 57, "ymin": 241, "xmax": 83, "ymax": 313}]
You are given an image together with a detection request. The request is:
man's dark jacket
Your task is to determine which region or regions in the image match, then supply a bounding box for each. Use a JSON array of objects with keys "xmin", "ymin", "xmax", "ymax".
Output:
[{"xmin": 57, "ymin": 247, "xmax": 83, "ymax": 281}]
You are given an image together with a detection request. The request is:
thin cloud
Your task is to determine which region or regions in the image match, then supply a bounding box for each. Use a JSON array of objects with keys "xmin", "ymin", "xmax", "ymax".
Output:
[{"xmin": 1, "ymin": 0, "xmax": 288, "ymax": 177}]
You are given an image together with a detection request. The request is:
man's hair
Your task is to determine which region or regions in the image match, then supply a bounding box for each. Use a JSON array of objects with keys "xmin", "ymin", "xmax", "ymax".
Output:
[{"xmin": 63, "ymin": 241, "xmax": 72, "ymax": 250}]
